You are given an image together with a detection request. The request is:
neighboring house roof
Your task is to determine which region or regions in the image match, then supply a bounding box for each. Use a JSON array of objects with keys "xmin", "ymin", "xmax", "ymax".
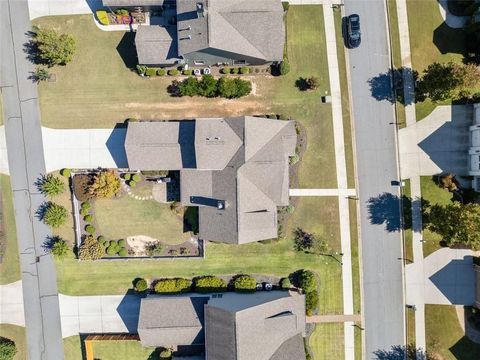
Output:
[
  {"xmin": 137, "ymin": 296, "xmax": 209, "ymax": 347},
  {"xmin": 205, "ymin": 292, "xmax": 306, "ymax": 360},
  {"xmin": 125, "ymin": 116, "xmax": 296, "ymax": 244},
  {"xmin": 176, "ymin": 0, "xmax": 285, "ymax": 62},
  {"xmin": 138, "ymin": 291, "xmax": 306, "ymax": 360},
  {"xmin": 135, "ymin": 25, "xmax": 178, "ymax": 65},
  {"xmin": 475, "ymin": 263, "xmax": 480, "ymax": 309}
]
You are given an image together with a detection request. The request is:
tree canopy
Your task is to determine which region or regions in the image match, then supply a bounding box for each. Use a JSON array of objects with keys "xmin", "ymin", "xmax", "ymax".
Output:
[
  {"xmin": 33, "ymin": 27, "xmax": 76, "ymax": 66},
  {"xmin": 88, "ymin": 171, "xmax": 121, "ymax": 198}
]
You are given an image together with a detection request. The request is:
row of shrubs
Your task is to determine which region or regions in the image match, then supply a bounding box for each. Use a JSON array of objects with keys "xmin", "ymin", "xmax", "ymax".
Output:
[
  {"xmin": 123, "ymin": 173, "xmax": 141, "ymax": 188},
  {"xmin": 136, "ymin": 65, "xmax": 181, "ymax": 77},
  {"xmin": 220, "ymin": 67, "xmax": 250, "ymax": 75},
  {"xmin": 170, "ymin": 75, "xmax": 251, "ymax": 99},
  {"xmin": 99, "ymin": 237, "xmax": 128, "ymax": 257}
]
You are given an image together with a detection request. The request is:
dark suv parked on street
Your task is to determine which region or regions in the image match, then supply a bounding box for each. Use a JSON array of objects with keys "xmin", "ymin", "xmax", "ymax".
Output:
[{"xmin": 346, "ymin": 14, "xmax": 361, "ymax": 48}]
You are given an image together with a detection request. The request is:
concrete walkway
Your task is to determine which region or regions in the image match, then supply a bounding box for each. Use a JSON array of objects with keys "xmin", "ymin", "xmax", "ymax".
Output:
[
  {"xmin": 28, "ymin": 0, "xmax": 100, "ymax": 20},
  {"xmin": 437, "ymin": 0, "xmax": 469, "ymax": 29},
  {"xmin": 307, "ymin": 314, "xmax": 361, "ymax": 323},
  {"xmin": 0, "ymin": 281, "xmax": 25, "ymax": 327},
  {"xmin": 289, "ymin": 188, "xmax": 356, "ymax": 197},
  {"xmin": 323, "ymin": 5, "xmax": 355, "ymax": 359},
  {"xmin": 0, "ymin": 126, "xmax": 8, "ymax": 174}
]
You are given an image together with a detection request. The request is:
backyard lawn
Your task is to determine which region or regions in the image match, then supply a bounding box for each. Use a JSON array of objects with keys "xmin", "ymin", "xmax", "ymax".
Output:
[
  {"xmin": 0, "ymin": 324, "xmax": 26, "ymax": 360},
  {"xmin": 425, "ymin": 305, "xmax": 480, "ymax": 360},
  {"xmin": 406, "ymin": 0, "xmax": 466, "ymax": 120},
  {"xmin": 94, "ymin": 196, "xmax": 188, "ymax": 245},
  {"xmin": 0, "ymin": 175, "xmax": 20, "ymax": 284},
  {"xmin": 420, "ymin": 176, "xmax": 454, "ymax": 257}
]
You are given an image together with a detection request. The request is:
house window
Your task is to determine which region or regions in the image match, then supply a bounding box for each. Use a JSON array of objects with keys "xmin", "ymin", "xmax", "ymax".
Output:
[
  {"xmin": 233, "ymin": 60, "xmax": 247, "ymax": 65},
  {"xmin": 194, "ymin": 60, "xmax": 205, "ymax": 65}
]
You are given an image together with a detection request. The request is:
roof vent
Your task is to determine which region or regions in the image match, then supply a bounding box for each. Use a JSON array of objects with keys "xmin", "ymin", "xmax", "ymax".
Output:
[
  {"xmin": 197, "ymin": 2, "xmax": 205, "ymax": 18},
  {"xmin": 180, "ymin": 35, "xmax": 191, "ymax": 40},
  {"xmin": 217, "ymin": 200, "xmax": 225, "ymax": 210}
]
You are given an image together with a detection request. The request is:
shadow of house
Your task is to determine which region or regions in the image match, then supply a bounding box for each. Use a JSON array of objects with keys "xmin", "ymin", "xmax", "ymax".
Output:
[
  {"xmin": 433, "ymin": 22, "xmax": 466, "ymax": 56},
  {"xmin": 418, "ymin": 107, "xmax": 471, "ymax": 176},
  {"xmin": 178, "ymin": 121, "xmax": 196, "ymax": 168},
  {"xmin": 116, "ymin": 32, "xmax": 138, "ymax": 70},
  {"xmin": 106, "ymin": 125, "xmax": 128, "ymax": 168},
  {"xmin": 115, "ymin": 292, "xmax": 141, "ymax": 333},
  {"xmin": 429, "ymin": 257, "xmax": 475, "ymax": 305},
  {"xmin": 449, "ymin": 335, "xmax": 480, "ymax": 360}
]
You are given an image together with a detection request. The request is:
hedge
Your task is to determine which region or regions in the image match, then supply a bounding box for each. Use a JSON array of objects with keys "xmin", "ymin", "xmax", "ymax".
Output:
[
  {"xmin": 84, "ymin": 214, "xmax": 93, "ymax": 223},
  {"xmin": 194, "ymin": 276, "xmax": 227, "ymax": 293},
  {"xmin": 96, "ymin": 10, "xmax": 109, "ymax": 25},
  {"xmin": 221, "ymin": 67, "xmax": 230, "ymax": 74},
  {"xmin": 240, "ymin": 67, "xmax": 250, "ymax": 74},
  {"xmin": 183, "ymin": 69, "xmax": 193, "ymax": 75},
  {"xmin": 154, "ymin": 278, "xmax": 192, "ymax": 294},
  {"xmin": 135, "ymin": 278, "xmax": 148, "ymax": 292},
  {"xmin": 168, "ymin": 69, "xmax": 179, "ymax": 76},
  {"xmin": 231, "ymin": 67, "xmax": 239, "ymax": 74},
  {"xmin": 145, "ymin": 68, "xmax": 157, "ymax": 76},
  {"xmin": 299, "ymin": 270, "xmax": 316, "ymax": 293},
  {"xmin": 85, "ymin": 225, "xmax": 96, "ymax": 234},
  {"xmin": 305, "ymin": 290, "xmax": 319, "ymax": 316},
  {"xmin": 233, "ymin": 275, "xmax": 257, "ymax": 292},
  {"xmin": 157, "ymin": 68, "xmax": 166, "ymax": 76},
  {"xmin": 132, "ymin": 174, "xmax": 141, "ymax": 182}
]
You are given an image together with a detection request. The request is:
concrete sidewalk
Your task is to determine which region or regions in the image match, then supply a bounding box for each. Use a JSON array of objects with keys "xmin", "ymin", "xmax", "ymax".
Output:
[
  {"xmin": 28, "ymin": 0, "xmax": 100, "ymax": 20},
  {"xmin": 289, "ymin": 188, "xmax": 356, "ymax": 197},
  {"xmin": 323, "ymin": 5, "xmax": 355, "ymax": 359}
]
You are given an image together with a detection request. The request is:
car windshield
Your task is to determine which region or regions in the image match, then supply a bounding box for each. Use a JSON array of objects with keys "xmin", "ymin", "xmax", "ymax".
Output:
[{"xmin": 350, "ymin": 18, "xmax": 360, "ymax": 31}]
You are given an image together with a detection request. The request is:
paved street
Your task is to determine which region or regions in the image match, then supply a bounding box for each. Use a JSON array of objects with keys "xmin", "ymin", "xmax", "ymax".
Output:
[
  {"xmin": 0, "ymin": 0, "xmax": 64, "ymax": 358},
  {"xmin": 344, "ymin": 0, "xmax": 405, "ymax": 356}
]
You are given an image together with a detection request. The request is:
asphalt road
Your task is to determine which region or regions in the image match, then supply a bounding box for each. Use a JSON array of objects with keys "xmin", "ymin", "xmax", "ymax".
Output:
[
  {"xmin": 0, "ymin": 0, "xmax": 64, "ymax": 359},
  {"xmin": 343, "ymin": 0, "xmax": 406, "ymax": 357}
]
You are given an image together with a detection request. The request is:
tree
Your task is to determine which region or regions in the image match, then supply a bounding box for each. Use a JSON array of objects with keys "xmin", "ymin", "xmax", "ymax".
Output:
[
  {"xmin": 88, "ymin": 170, "xmax": 121, "ymax": 198},
  {"xmin": 37, "ymin": 174, "xmax": 65, "ymax": 197},
  {"xmin": 298, "ymin": 270, "xmax": 317, "ymax": 293},
  {"xmin": 78, "ymin": 235, "xmax": 104, "ymax": 260},
  {"xmin": 428, "ymin": 202, "xmax": 480, "ymax": 249},
  {"xmin": 231, "ymin": 78, "xmax": 252, "ymax": 98},
  {"xmin": 51, "ymin": 238, "xmax": 69, "ymax": 259},
  {"xmin": 198, "ymin": 74, "xmax": 217, "ymax": 97},
  {"xmin": 0, "ymin": 337, "xmax": 17, "ymax": 360},
  {"xmin": 33, "ymin": 27, "xmax": 76, "ymax": 66},
  {"xmin": 178, "ymin": 76, "xmax": 199, "ymax": 97},
  {"xmin": 373, "ymin": 344, "xmax": 438, "ymax": 360},
  {"xmin": 32, "ymin": 67, "xmax": 50, "ymax": 82},
  {"xmin": 306, "ymin": 76, "xmax": 320, "ymax": 90},
  {"xmin": 216, "ymin": 77, "xmax": 252, "ymax": 99},
  {"xmin": 41, "ymin": 202, "xmax": 67, "ymax": 228},
  {"xmin": 293, "ymin": 228, "xmax": 328, "ymax": 254},
  {"xmin": 439, "ymin": 173, "xmax": 458, "ymax": 192},
  {"xmin": 418, "ymin": 62, "xmax": 462, "ymax": 101}
]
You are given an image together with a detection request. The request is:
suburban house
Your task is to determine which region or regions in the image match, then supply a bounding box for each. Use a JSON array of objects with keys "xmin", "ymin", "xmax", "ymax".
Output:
[
  {"xmin": 137, "ymin": 291, "xmax": 307, "ymax": 359},
  {"xmin": 124, "ymin": 116, "xmax": 297, "ymax": 244},
  {"xmin": 101, "ymin": 0, "xmax": 285, "ymax": 66},
  {"xmin": 469, "ymin": 103, "xmax": 480, "ymax": 190}
]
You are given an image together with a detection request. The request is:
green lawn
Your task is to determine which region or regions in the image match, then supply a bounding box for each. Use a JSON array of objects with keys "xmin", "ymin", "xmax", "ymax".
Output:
[
  {"xmin": 426, "ymin": 305, "xmax": 480, "ymax": 359},
  {"xmin": 402, "ymin": 179, "xmax": 413, "ymax": 263},
  {"xmin": 406, "ymin": 0, "xmax": 466, "ymax": 120},
  {"xmin": 94, "ymin": 195, "xmax": 188, "ymax": 244},
  {"xmin": 420, "ymin": 176, "xmax": 453, "ymax": 257},
  {"xmin": 92, "ymin": 340, "xmax": 158, "ymax": 360},
  {"xmin": 0, "ymin": 175, "xmax": 20, "ymax": 284},
  {"xmin": 407, "ymin": 307, "xmax": 416, "ymax": 348},
  {"xmin": 0, "ymin": 325, "xmax": 26, "ymax": 360},
  {"xmin": 64, "ymin": 336, "xmax": 83, "ymax": 360},
  {"xmin": 309, "ymin": 323, "xmax": 345, "ymax": 360}
]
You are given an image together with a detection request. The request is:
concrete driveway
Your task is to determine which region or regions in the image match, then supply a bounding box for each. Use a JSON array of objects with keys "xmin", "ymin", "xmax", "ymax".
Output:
[
  {"xmin": 28, "ymin": 0, "xmax": 100, "ymax": 20},
  {"xmin": 399, "ymin": 105, "xmax": 471, "ymax": 179},
  {"xmin": 42, "ymin": 127, "xmax": 128, "ymax": 172},
  {"xmin": 0, "ymin": 281, "xmax": 25, "ymax": 326},
  {"xmin": 59, "ymin": 294, "xmax": 140, "ymax": 338},
  {"xmin": 406, "ymin": 248, "xmax": 475, "ymax": 306}
]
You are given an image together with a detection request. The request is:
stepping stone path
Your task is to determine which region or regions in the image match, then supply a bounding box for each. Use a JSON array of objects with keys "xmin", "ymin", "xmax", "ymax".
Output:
[{"xmin": 120, "ymin": 179, "xmax": 153, "ymax": 201}]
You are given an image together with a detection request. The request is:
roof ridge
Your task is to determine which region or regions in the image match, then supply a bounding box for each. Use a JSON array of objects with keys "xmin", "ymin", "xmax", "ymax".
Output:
[{"xmin": 245, "ymin": 118, "xmax": 290, "ymax": 161}]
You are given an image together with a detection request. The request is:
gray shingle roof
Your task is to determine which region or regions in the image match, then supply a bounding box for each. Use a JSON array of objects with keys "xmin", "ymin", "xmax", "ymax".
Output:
[
  {"xmin": 135, "ymin": 25, "xmax": 178, "ymax": 65},
  {"xmin": 102, "ymin": 0, "xmax": 163, "ymax": 6},
  {"xmin": 176, "ymin": 0, "xmax": 285, "ymax": 61},
  {"xmin": 138, "ymin": 296, "xmax": 209, "ymax": 347}
]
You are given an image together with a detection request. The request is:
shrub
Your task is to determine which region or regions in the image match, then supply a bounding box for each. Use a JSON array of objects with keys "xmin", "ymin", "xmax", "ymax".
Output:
[
  {"xmin": 132, "ymin": 174, "xmax": 141, "ymax": 182},
  {"xmin": 129, "ymin": 180, "xmax": 136, "ymax": 187},
  {"xmin": 0, "ymin": 337, "xmax": 17, "ymax": 360},
  {"xmin": 33, "ymin": 27, "xmax": 76, "ymax": 66},
  {"xmin": 79, "ymin": 235, "xmax": 104, "ymax": 260},
  {"xmin": 279, "ymin": 60, "xmax": 290, "ymax": 75},
  {"xmin": 221, "ymin": 67, "xmax": 230, "ymax": 74},
  {"xmin": 61, "ymin": 168, "xmax": 71, "ymax": 177},
  {"xmin": 289, "ymin": 153, "xmax": 300, "ymax": 165},
  {"xmin": 169, "ymin": 249, "xmax": 179, "ymax": 256},
  {"xmin": 168, "ymin": 69, "xmax": 180, "ymax": 76},
  {"xmin": 42, "ymin": 202, "xmax": 68, "ymax": 228},
  {"xmin": 97, "ymin": 235, "xmax": 106, "ymax": 243},
  {"xmin": 194, "ymin": 276, "xmax": 228, "ymax": 293},
  {"xmin": 145, "ymin": 241, "xmax": 163, "ymax": 256},
  {"xmin": 254, "ymin": 68, "xmax": 260, "ymax": 73},
  {"xmin": 286, "ymin": 205, "xmax": 295, "ymax": 214},
  {"xmin": 135, "ymin": 278, "xmax": 148, "ymax": 292},
  {"xmin": 178, "ymin": 76, "xmax": 199, "ymax": 96},
  {"xmin": 38, "ymin": 174, "xmax": 65, "ymax": 197},
  {"xmin": 157, "ymin": 68, "xmax": 166, "ymax": 76},
  {"xmin": 180, "ymin": 247, "xmax": 189, "ymax": 255},
  {"xmin": 145, "ymin": 67, "xmax": 156, "ymax": 76},
  {"xmin": 234, "ymin": 275, "xmax": 257, "ymax": 293},
  {"xmin": 306, "ymin": 76, "xmax": 320, "ymax": 90},
  {"xmin": 81, "ymin": 201, "xmax": 91, "ymax": 210},
  {"xmin": 84, "ymin": 214, "xmax": 93, "ymax": 223},
  {"xmin": 136, "ymin": 65, "xmax": 146, "ymax": 75},
  {"xmin": 80, "ymin": 208, "xmax": 89, "ymax": 217},
  {"xmin": 183, "ymin": 69, "xmax": 193, "ymax": 75},
  {"xmin": 115, "ymin": 8, "xmax": 129, "ymax": 15},
  {"xmin": 440, "ymin": 173, "xmax": 458, "ymax": 192},
  {"xmin": 282, "ymin": 1, "xmax": 289, "ymax": 11},
  {"xmin": 73, "ymin": 174, "xmax": 94, "ymax": 201},
  {"xmin": 240, "ymin": 67, "xmax": 250, "ymax": 74},
  {"xmin": 141, "ymin": 170, "xmax": 169, "ymax": 177},
  {"xmin": 85, "ymin": 225, "xmax": 96, "ymax": 234},
  {"xmin": 118, "ymin": 239, "xmax": 126, "ymax": 247},
  {"xmin": 231, "ymin": 67, "xmax": 239, "ymax": 74},
  {"xmin": 280, "ymin": 277, "xmax": 292, "ymax": 290},
  {"xmin": 198, "ymin": 74, "xmax": 217, "ymax": 97},
  {"xmin": 50, "ymin": 238, "xmax": 69, "ymax": 259},
  {"xmin": 106, "ymin": 246, "xmax": 117, "ymax": 256},
  {"xmin": 299, "ymin": 270, "xmax": 317, "ymax": 293},
  {"xmin": 118, "ymin": 248, "xmax": 127, "ymax": 256},
  {"xmin": 89, "ymin": 171, "xmax": 120, "ymax": 198},
  {"xmin": 159, "ymin": 348, "xmax": 172, "ymax": 359},
  {"xmin": 305, "ymin": 290, "xmax": 319, "ymax": 316},
  {"xmin": 123, "ymin": 173, "xmax": 131, "ymax": 181},
  {"xmin": 154, "ymin": 278, "xmax": 192, "ymax": 294}
]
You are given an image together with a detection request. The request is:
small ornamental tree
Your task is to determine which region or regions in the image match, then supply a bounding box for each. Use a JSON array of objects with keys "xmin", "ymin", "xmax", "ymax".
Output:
[
  {"xmin": 51, "ymin": 238, "xmax": 69, "ymax": 259},
  {"xmin": 0, "ymin": 337, "xmax": 17, "ymax": 360},
  {"xmin": 42, "ymin": 202, "xmax": 67, "ymax": 228},
  {"xmin": 33, "ymin": 67, "xmax": 50, "ymax": 82},
  {"xmin": 306, "ymin": 76, "xmax": 320, "ymax": 90},
  {"xmin": 135, "ymin": 278, "xmax": 148, "ymax": 292},
  {"xmin": 89, "ymin": 170, "xmax": 121, "ymax": 198},
  {"xmin": 79, "ymin": 235, "xmax": 104, "ymax": 260},
  {"xmin": 217, "ymin": 77, "xmax": 252, "ymax": 99},
  {"xmin": 194, "ymin": 276, "xmax": 228, "ymax": 293},
  {"xmin": 198, "ymin": 74, "xmax": 217, "ymax": 97},
  {"xmin": 233, "ymin": 275, "xmax": 257, "ymax": 293},
  {"xmin": 299, "ymin": 270, "xmax": 317, "ymax": 293},
  {"xmin": 38, "ymin": 174, "xmax": 65, "ymax": 197},
  {"xmin": 33, "ymin": 27, "xmax": 76, "ymax": 66}
]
